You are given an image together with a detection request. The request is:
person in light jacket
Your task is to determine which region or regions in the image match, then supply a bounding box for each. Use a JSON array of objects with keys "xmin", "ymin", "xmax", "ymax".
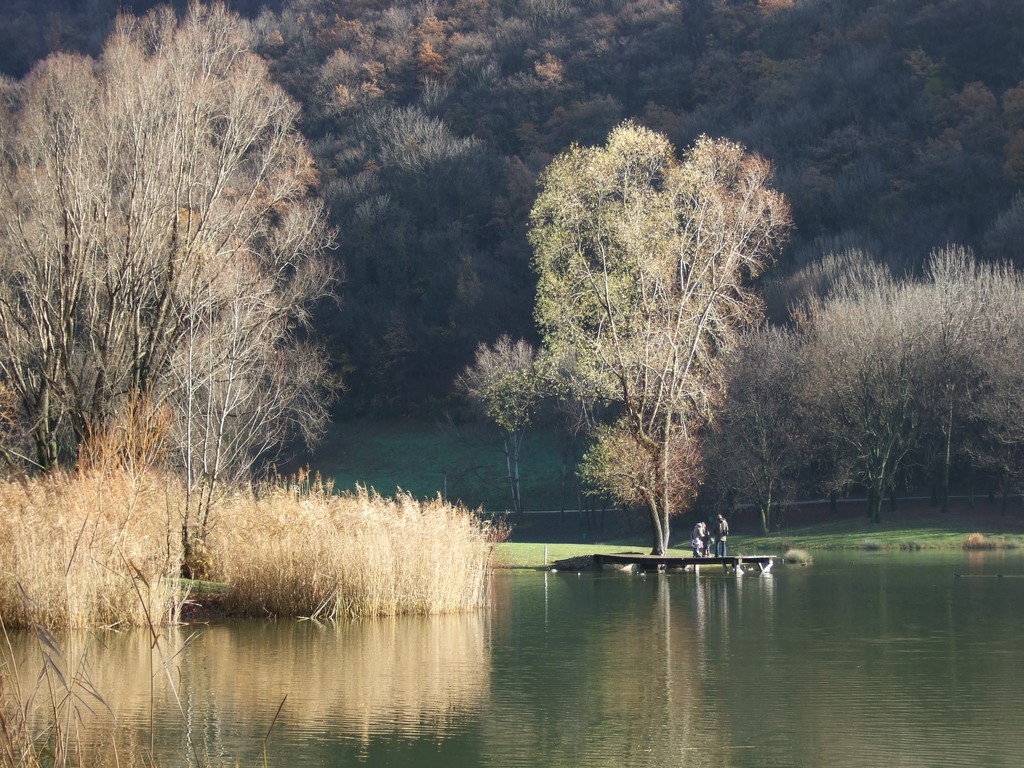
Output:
[{"xmin": 691, "ymin": 521, "xmax": 707, "ymax": 557}]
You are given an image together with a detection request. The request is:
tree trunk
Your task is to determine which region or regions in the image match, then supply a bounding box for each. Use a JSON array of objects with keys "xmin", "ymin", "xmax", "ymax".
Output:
[
  {"xmin": 655, "ymin": 429, "xmax": 672, "ymax": 553},
  {"xmin": 181, "ymin": 524, "xmax": 194, "ymax": 579},
  {"xmin": 32, "ymin": 384, "xmax": 60, "ymax": 470},
  {"xmin": 759, "ymin": 482, "xmax": 775, "ymax": 535},
  {"xmin": 34, "ymin": 428, "xmax": 59, "ymax": 472},
  {"xmin": 941, "ymin": 398, "xmax": 953, "ymax": 514},
  {"xmin": 645, "ymin": 491, "xmax": 667, "ymax": 555},
  {"xmin": 504, "ymin": 433, "xmax": 524, "ymax": 523},
  {"xmin": 559, "ymin": 448, "xmax": 568, "ymax": 523},
  {"xmin": 867, "ymin": 482, "xmax": 884, "ymax": 524}
]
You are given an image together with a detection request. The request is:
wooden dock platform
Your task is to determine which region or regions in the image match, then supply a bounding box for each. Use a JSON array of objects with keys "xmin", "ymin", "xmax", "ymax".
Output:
[{"xmin": 592, "ymin": 553, "xmax": 775, "ymax": 574}]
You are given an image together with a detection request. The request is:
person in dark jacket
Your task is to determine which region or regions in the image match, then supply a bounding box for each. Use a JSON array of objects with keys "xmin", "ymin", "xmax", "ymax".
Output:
[{"xmin": 713, "ymin": 513, "xmax": 729, "ymax": 557}]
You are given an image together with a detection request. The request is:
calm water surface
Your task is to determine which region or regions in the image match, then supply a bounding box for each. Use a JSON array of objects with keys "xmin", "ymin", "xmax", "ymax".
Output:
[{"xmin": 10, "ymin": 552, "xmax": 1024, "ymax": 767}]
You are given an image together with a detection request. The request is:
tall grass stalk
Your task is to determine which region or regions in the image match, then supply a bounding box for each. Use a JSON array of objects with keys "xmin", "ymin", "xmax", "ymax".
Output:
[
  {"xmin": 1, "ymin": 613, "xmax": 124, "ymax": 768},
  {"xmin": 212, "ymin": 480, "xmax": 494, "ymax": 619}
]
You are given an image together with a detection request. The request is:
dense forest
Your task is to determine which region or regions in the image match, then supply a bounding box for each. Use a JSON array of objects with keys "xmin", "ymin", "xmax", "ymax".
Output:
[
  {"xmin": 3, "ymin": 1, "xmax": 1024, "ymax": 528},
  {"xmin": 6, "ymin": 0, "xmax": 1023, "ymax": 414}
]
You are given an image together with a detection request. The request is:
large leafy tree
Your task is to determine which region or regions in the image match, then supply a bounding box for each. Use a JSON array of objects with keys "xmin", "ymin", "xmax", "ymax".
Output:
[{"xmin": 529, "ymin": 122, "xmax": 790, "ymax": 553}]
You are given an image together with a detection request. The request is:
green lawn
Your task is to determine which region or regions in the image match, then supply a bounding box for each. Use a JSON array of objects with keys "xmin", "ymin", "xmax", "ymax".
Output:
[
  {"xmin": 309, "ymin": 418, "xmax": 570, "ymax": 511},
  {"xmin": 492, "ymin": 542, "xmax": 690, "ymax": 570},
  {"xmin": 740, "ymin": 514, "xmax": 1024, "ymax": 552}
]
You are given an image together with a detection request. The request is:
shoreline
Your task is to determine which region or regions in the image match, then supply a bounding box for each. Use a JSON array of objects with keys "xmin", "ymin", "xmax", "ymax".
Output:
[
  {"xmin": 493, "ymin": 507, "xmax": 1024, "ymax": 569},
  {"xmin": 179, "ymin": 591, "xmax": 231, "ymax": 624}
]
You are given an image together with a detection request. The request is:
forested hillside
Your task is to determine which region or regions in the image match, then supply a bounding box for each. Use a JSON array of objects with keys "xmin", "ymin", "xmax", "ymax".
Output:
[{"xmin": 5, "ymin": 0, "xmax": 1024, "ymax": 413}]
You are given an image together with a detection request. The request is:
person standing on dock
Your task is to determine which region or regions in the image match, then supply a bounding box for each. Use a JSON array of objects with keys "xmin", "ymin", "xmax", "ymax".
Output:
[
  {"xmin": 691, "ymin": 521, "xmax": 708, "ymax": 558},
  {"xmin": 713, "ymin": 514, "xmax": 729, "ymax": 557}
]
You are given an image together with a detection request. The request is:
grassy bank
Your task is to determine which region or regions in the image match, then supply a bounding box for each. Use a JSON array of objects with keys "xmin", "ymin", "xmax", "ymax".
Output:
[
  {"xmin": 494, "ymin": 513, "xmax": 1024, "ymax": 569},
  {"xmin": 312, "ymin": 418, "xmax": 570, "ymax": 511},
  {"xmin": 740, "ymin": 515, "xmax": 1024, "ymax": 553}
]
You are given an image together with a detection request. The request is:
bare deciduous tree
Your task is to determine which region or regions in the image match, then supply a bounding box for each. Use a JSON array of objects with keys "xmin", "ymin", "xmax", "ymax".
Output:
[
  {"xmin": 0, "ymin": 3, "xmax": 337, "ymax": 566},
  {"xmin": 456, "ymin": 335, "xmax": 541, "ymax": 519},
  {"xmin": 911, "ymin": 246, "xmax": 992, "ymax": 512},
  {"xmin": 704, "ymin": 328, "xmax": 804, "ymax": 534},
  {"xmin": 965, "ymin": 259, "xmax": 1024, "ymax": 507},
  {"xmin": 797, "ymin": 271, "xmax": 925, "ymax": 523}
]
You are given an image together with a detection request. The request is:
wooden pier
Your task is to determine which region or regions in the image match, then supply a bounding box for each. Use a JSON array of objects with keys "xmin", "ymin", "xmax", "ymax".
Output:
[{"xmin": 592, "ymin": 553, "xmax": 775, "ymax": 574}]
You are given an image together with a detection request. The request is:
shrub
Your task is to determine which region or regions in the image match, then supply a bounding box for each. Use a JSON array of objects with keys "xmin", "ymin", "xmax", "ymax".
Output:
[
  {"xmin": 963, "ymin": 532, "xmax": 999, "ymax": 550},
  {"xmin": 783, "ymin": 548, "xmax": 813, "ymax": 565}
]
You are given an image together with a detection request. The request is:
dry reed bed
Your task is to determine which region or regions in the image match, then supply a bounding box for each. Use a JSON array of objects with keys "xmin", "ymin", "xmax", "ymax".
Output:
[
  {"xmin": 0, "ymin": 472, "xmax": 494, "ymax": 631},
  {"xmin": 0, "ymin": 470, "xmax": 182, "ymax": 631},
  {"xmin": 211, "ymin": 485, "xmax": 493, "ymax": 619}
]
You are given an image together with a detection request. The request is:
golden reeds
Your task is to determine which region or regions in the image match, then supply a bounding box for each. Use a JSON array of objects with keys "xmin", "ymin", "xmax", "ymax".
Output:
[
  {"xmin": 0, "ymin": 470, "xmax": 184, "ymax": 631},
  {"xmin": 783, "ymin": 547, "xmax": 813, "ymax": 565},
  {"xmin": 963, "ymin": 532, "xmax": 1001, "ymax": 550},
  {"xmin": 0, "ymin": 466, "xmax": 495, "ymax": 764},
  {"xmin": 0, "ymin": 466, "xmax": 495, "ymax": 630},
  {"xmin": 211, "ymin": 479, "xmax": 494, "ymax": 619}
]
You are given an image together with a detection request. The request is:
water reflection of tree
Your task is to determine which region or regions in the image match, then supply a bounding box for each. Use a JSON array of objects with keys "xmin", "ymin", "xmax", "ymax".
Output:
[{"xmin": 484, "ymin": 574, "xmax": 738, "ymax": 768}]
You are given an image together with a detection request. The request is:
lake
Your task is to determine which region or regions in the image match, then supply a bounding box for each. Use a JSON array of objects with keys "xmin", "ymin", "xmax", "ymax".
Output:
[{"xmin": 7, "ymin": 552, "xmax": 1024, "ymax": 767}]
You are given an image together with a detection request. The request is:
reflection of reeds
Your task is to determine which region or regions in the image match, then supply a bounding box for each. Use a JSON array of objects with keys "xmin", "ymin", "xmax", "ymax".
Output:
[
  {"xmin": 211, "ymin": 482, "xmax": 493, "ymax": 618},
  {"xmin": 0, "ymin": 655, "xmax": 36, "ymax": 768},
  {"xmin": 2, "ymin": 606, "xmax": 234, "ymax": 767},
  {"xmin": 194, "ymin": 614, "xmax": 489, "ymax": 744},
  {"xmin": 1, "ymin": 617, "xmax": 124, "ymax": 768},
  {"xmin": 3, "ymin": 611, "xmax": 490, "ymax": 762},
  {"xmin": 0, "ymin": 470, "xmax": 183, "ymax": 631}
]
